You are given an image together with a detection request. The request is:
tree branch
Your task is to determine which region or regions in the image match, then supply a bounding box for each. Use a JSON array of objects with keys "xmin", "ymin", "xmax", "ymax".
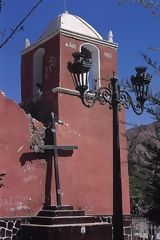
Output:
[{"xmin": 117, "ymin": 0, "xmax": 160, "ymax": 16}]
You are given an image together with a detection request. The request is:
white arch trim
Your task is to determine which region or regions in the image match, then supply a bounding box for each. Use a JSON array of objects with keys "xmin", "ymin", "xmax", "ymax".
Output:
[
  {"xmin": 79, "ymin": 43, "xmax": 101, "ymax": 89},
  {"xmin": 33, "ymin": 48, "xmax": 45, "ymax": 100}
]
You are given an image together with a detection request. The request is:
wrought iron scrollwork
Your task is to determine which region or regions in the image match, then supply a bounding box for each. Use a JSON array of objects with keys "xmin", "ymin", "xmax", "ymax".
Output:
[
  {"xmin": 82, "ymin": 87, "xmax": 112, "ymax": 108},
  {"xmin": 120, "ymin": 90, "xmax": 144, "ymax": 115},
  {"xmin": 82, "ymin": 85, "xmax": 145, "ymax": 115},
  {"xmin": 68, "ymin": 51, "xmax": 152, "ymax": 114},
  {"xmin": 97, "ymin": 87, "xmax": 112, "ymax": 105},
  {"xmin": 82, "ymin": 91, "xmax": 96, "ymax": 108}
]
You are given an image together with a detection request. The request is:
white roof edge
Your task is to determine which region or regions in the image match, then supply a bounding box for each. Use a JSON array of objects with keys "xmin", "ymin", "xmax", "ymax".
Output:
[
  {"xmin": 39, "ymin": 12, "xmax": 103, "ymax": 41},
  {"xmin": 75, "ymin": 15, "xmax": 103, "ymax": 40},
  {"xmin": 22, "ymin": 30, "xmax": 118, "ymax": 55}
]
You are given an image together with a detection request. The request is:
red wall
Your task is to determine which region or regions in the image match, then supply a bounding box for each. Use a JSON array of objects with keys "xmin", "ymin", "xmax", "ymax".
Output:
[
  {"xmin": 56, "ymin": 95, "xmax": 130, "ymax": 215},
  {"xmin": 49, "ymin": 34, "xmax": 130, "ymax": 215},
  {"xmin": 21, "ymin": 35, "xmax": 60, "ymax": 104},
  {"xmin": 0, "ymin": 92, "xmax": 46, "ymax": 217}
]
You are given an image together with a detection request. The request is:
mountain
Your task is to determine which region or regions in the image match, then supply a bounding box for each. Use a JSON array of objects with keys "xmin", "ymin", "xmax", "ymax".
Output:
[
  {"xmin": 127, "ymin": 121, "xmax": 160, "ymax": 164},
  {"xmin": 126, "ymin": 121, "xmax": 160, "ymax": 222}
]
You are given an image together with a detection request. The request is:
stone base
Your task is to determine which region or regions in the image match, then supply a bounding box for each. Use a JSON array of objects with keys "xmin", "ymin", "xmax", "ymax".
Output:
[
  {"xmin": 0, "ymin": 217, "xmax": 29, "ymax": 240},
  {"xmin": 20, "ymin": 223, "xmax": 112, "ymax": 240},
  {"xmin": 123, "ymin": 216, "xmax": 132, "ymax": 240},
  {"xmin": 18, "ymin": 205, "xmax": 112, "ymax": 240},
  {"xmin": 0, "ymin": 210, "xmax": 132, "ymax": 240}
]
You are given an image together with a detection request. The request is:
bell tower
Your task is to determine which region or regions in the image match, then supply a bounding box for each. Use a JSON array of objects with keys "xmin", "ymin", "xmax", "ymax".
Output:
[{"xmin": 21, "ymin": 11, "xmax": 130, "ymax": 217}]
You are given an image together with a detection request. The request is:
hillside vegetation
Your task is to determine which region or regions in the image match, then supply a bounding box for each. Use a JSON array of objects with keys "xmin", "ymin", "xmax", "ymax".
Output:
[{"xmin": 127, "ymin": 121, "xmax": 160, "ymax": 224}]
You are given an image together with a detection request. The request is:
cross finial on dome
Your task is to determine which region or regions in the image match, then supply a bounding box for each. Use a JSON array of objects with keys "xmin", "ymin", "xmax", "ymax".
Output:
[{"xmin": 64, "ymin": 0, "xmax": 68, "ymax": 13}]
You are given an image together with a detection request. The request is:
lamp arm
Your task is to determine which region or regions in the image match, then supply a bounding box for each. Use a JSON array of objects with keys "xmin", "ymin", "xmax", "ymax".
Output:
[
  {"xmin": 83, "ymin": 87, "xmax": 112, "ymax": 108},
  {"xmin": 120, "ymin": 90, "xmax": 144, "ymax": 115},
  {"xmin": 81, "ymin": 91, "xmax": 97, "ymax": 108}
]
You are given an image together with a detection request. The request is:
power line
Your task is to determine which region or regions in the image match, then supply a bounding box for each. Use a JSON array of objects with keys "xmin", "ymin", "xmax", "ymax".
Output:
[{"xmin": 0, "ymin": 0, "xmax": 45, "ymax": 49}]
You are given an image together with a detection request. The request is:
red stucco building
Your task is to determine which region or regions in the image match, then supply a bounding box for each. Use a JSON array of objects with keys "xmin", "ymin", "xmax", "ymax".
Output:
[
  {"xmin": 0, "ymin": 11, "xmax": 131, "ymax": 240},
  {"xmin": 21, "ymin": 11, "xmax": 130, "ymax": 215}
]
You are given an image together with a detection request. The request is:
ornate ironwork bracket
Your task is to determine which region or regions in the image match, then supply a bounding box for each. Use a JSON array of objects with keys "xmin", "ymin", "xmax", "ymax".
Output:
[{"xmin": 80, "ymin": 83, "xmax": 146, "ymax": 115}]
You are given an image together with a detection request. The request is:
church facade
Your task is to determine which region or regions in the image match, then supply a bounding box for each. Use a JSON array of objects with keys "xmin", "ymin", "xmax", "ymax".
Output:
[{"xmin": 0, "ymin": 12, "xmax": 131, "ymax": 240}]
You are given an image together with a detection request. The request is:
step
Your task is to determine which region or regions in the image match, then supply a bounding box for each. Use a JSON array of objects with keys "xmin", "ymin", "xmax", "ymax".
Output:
[
  {"xmin": 30, "ymin": 215, "xmax": 103, "ymax": 225},
  {"xmin": 19, "ymin": 222, "xmax": 112, "ymax": 240},
  {"xmin": 37, "ymin": 209, "xmax": 85, "ymax": 217},
  {"xmin": 43, "ymin": 205, "xmax": 74, "ymax": 211}
]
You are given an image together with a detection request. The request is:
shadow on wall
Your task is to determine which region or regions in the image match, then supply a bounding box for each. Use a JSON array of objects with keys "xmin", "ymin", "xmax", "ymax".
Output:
[{"xmin": 20, "ymin": 141, "xmax": 75, "ymax": 207}]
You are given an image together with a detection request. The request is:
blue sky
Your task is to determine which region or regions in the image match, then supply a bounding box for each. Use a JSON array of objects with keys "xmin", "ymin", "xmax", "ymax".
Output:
[{"xmin": 0, "ymin": 0, "xmax": 160, "ymax": 127}]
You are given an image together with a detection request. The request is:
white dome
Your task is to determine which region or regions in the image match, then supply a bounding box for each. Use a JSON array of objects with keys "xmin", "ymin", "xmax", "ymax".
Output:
[{"xmin": 39, "ymin": 12, "xmax": 103, "ymax": 40}]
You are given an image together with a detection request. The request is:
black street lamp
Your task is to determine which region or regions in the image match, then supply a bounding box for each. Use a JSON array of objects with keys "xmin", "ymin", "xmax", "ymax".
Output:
[
  {"xmin": 67, "ymin": 52, "xmax": 92, "ymax": 96},
  {"xmin": 68, "ymin": 52, "xmax": 152, "ymax": 240}
]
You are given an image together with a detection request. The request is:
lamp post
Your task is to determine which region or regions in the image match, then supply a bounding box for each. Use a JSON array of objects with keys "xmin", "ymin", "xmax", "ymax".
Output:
[{"xmin": 68, "ymin": 52, "xmax": 152, "ymax": 240}]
